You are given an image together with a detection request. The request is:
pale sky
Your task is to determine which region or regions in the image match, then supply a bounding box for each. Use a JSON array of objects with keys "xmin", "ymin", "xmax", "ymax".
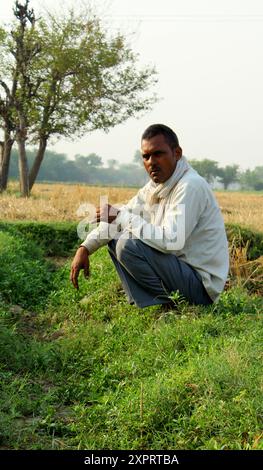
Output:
[{"xmin": 1, "ymin": 0, "xmax": 263, "ymax": 169}]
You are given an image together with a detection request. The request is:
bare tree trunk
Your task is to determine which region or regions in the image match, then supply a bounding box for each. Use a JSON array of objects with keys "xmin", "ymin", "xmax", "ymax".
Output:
[
  {"xmin": 0, "ymin": 133, "xmax": 14, "ymax": 191},
  {"xmin": 0, "ymin": 142, "xmax": 3, "ymax": 191},
  {"xmin": 17, "ymin": 137, "xmax": 29, "ymax": 197},
  {"xmin": 29, "ymin": 137, "xmax": 47, "ymax": 191}
]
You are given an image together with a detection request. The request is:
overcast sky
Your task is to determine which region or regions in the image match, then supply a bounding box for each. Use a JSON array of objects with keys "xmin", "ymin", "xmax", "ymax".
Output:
[{"xmin": 1, "ymin": 0, "xmax": 263, "ymax": 169}]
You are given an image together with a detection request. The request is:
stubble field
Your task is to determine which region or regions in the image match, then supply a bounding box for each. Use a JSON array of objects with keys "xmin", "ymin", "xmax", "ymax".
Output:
[{"xmin": 1, "ymin": 182, "xmax": 263, "ymax": 232}]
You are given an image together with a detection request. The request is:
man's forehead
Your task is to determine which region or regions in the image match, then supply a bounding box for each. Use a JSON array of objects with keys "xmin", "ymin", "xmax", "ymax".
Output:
[{"xmin": 141, "ymin": 134, "xmax": 167, "ymax": 151}]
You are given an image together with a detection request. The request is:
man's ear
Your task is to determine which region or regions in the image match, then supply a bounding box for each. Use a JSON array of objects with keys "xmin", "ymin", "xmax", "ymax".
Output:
[{"xmin": 174, "ymin": 146, "xmax": 182, "ymax": 161}]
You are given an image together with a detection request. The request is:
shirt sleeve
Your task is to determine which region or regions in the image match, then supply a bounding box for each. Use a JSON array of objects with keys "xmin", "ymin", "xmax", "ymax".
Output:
[
  {"xmin": 80, "ymin": 190, "xmax": 146, "ymax": 255},
  {"xmin": 115, "ymin": 181, "xmax": 207, "ymax": 253},
  {"xmin": 80, "ymin": 181, "xmax": 207, "ymax": 255}
]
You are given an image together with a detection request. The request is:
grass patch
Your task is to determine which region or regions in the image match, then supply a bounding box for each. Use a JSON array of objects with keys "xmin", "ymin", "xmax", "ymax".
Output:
[
  {"xmin": 0, "ymin": 221, "xmax": 79, "ymax": 256},
  {"xmin": 1, "ymin": 220, "xmax": 263, "ymax": 260},
  {"xmin": 0, "ymin": 226, "xmax": 262, "ymax": 450},
  {"xmin": 0, "ymin": 232, "xmax": 56, "ymax": 309}
]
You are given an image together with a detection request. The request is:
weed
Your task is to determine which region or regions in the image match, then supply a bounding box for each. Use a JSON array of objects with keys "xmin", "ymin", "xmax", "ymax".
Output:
[{"xmin": 0, "ymin": 220, "xmax": 262, "ymax": 449}]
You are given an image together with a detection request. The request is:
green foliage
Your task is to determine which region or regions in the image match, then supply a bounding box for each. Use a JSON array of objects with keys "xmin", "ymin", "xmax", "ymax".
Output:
[
  {"xmin": 0, "ymin": 231, "xmax": 54, "ymax": 308},
  {"xmin": 213, "ymin": 287, "xmax": 262, "ymax": 316},
  {"xmin": 241, "ymin": 166, "xmax": 263, "ymax": 191},
  {"xmin": 0, "ymin": 1, "xmax": 157, "ymax": 194},
  {"xmin": 7, "ymin": 146, "xmax": 263, "ymax": 189},
  {"xmin": 0, "ymin": 316, "xmax": 60, "ymax": 373},
  {"xmin": 189, "ymin": 159, "xmax": 221, "ymax": 183},
  {"xmin": 8, "ymin": 148, "xmax": 147, "ymax": 186},
  {"xmin": 0, "ymin": 221, "xmax": 79, "ymax": 256},
  {"xmin": 218, "ymin": 164, "xmax": 239, "ymax": 190},
  {"xmin": 2, "ymin": 219, "xmax": 262, "ymax": 261},
  {"xmin": 75, "ymin": 154, "xmax": 103, "ymax": 168},
  {"xmin": 0, "ymin": 223, "xmax": 262, "ymax": 449}
]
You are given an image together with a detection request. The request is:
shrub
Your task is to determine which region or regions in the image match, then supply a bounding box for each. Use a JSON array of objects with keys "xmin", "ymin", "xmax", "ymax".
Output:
[{"xmin": 0, "ymin": 221, "xmax": 79, "ymax": 256}]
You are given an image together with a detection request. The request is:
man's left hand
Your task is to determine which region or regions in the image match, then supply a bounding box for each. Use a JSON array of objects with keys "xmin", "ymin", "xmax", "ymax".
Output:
[{"xmin": 95, "ymin": 204, "xmax": 119, "ymax": 224}]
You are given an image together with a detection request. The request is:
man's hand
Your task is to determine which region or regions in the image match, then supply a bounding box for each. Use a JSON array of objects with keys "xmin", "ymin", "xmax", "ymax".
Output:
[
  {"xmin": 95, "ymin": 204, "xmax": 119, "ymax": 224},
  {"xmin": 70, "ymin": 246, "xmax": 90, "ymax": 290}
]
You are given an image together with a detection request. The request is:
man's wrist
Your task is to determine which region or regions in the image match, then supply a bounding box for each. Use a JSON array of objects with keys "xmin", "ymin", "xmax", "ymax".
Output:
[{"xmin": 78, "ymin": 245, "xmax": 90, "ymax": 255}]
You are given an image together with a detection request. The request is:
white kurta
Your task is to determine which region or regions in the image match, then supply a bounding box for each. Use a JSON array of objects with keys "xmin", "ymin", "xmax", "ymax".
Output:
[{"xmin": 81, "ymin": 164, "xmax": 229, "ymax": 302}]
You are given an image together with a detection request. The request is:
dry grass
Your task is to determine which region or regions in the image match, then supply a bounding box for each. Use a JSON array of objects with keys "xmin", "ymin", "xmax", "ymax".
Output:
[
  {"xmin": 228, "ymin": 239, "xmax": 263, "ymax": 296},
  {"xmin": 216, "ymin": 191, "xmax": 263, "ymax": 233},
  {"xmin": 0, "ymin": 182, "xmax": 137, "ymax": 223},
  {"xmin": 0, "ymin": 182, "xmax": 262, "ymax": 233}
]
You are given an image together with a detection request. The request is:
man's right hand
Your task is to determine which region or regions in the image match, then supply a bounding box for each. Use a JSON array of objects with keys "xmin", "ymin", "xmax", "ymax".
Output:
[{"xmin": 70, "ymin": 246, "xmax": 90, "ymax": 290}]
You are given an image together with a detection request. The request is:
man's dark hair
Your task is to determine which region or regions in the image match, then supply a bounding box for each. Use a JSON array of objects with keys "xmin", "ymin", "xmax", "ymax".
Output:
[{"xmin": 141, "ymin": 124, "xmax": 179, "ymax": 149}]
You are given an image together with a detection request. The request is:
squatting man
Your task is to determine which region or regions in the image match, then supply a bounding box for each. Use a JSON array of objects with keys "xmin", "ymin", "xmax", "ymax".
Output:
[{"xmin": 70, "ymin": 124, "xmax": 229, "ymax": 308}]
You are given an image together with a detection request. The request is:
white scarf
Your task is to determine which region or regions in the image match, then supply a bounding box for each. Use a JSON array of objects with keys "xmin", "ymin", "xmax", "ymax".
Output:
[{"xmin": 147, "ymin": 155, "xmax": 190, "ymax": 206}]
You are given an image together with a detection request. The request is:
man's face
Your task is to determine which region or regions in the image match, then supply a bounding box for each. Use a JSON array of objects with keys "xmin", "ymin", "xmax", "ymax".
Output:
[{"xmin": 141, "ymin": 134, "xmax": 182, "ymax": 184}]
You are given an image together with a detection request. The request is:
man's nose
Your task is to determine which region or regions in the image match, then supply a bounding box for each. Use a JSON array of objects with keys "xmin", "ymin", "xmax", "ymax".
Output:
[{"xmin": 148, "ymin": 154, "xmax": 157, "ymax": 165}]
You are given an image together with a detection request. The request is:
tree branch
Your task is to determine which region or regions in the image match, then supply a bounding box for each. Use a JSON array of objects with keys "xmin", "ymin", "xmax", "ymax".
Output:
[{"xmin": 0, "ymin": 80, "xmax": 11, "ymax": 100}]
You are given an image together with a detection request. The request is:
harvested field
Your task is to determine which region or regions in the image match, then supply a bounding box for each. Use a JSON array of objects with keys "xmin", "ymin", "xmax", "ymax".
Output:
[{"xmin": 0, "ymin": 182, "xmax": 262, "ymax": 232}]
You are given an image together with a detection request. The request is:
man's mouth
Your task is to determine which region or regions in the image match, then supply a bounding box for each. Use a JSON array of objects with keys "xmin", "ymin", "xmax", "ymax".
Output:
[{"xmin": 150, "ymin": 169, "xmax": 160, "ymax": 175}]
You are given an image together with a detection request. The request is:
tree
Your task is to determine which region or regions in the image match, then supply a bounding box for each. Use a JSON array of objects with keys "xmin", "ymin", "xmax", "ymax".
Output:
[
  {"xmin": 218, "ymin": 164, "xmax": 239, "ymax": 190},
  {"xmin": 0, "ymin": 1, "xmax": 44, "ymax": 195},
  {"xmin": 12, "ymin": 1, "xmax": 39, "ymax": 196},
  {"xmin": 189, "ymin": 158, "xmax": 221, "ymax": 184},
  {"xmin": 241, "ymin": 166, "xmax": 263, "ymax": 191},
  {"xmin": 0, "ymin": 1, "xmax": 157, "ymax": 196},
  {"xmin": 75, "ymin": 153, "xmax": 103, "ymax": 168},
  {"xmin": 107, "ymin": 159, "xmax": 119, "ymax": 170},
  {"xmin": 252, "ymin": 167, "xmax": 263, "ymax": 191},
  {"xmin": 0, "ymin": 25, "xmax": 17, "ymax": 191}
]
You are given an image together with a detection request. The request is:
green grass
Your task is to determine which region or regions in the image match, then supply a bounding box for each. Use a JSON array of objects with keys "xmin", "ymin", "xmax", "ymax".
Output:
[
  {"xmin": 0, "ymin": 229, "xmax": 262, "ymax": 450},
  {"xmin": 0, "ymin": 221, "xmax": 79, "ymax": 256}
]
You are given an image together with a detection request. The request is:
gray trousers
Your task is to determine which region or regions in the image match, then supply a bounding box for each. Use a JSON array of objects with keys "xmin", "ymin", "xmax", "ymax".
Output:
[{"xmin": 108, "ymin": 235, "xmax": 213, "ymax": 308}]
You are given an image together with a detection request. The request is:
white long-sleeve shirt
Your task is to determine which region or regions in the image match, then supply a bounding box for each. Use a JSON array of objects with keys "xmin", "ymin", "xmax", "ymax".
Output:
[{"xmin": 81, "ymin": 167, "xmax": 229, "ymax": 301}]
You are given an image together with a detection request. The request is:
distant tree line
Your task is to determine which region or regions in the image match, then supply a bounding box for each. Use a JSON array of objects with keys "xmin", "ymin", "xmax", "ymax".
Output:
[
  {"xmin": 8, "ymin": 148, "xmax": 148, "ymax": 187},
  {"xmin": 188, "ymin": 159, "xmax": 263, "ymax": 191},
  {"xmin": 8, "ymin": 148, "xmax": 263, "ymax": 190}
]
